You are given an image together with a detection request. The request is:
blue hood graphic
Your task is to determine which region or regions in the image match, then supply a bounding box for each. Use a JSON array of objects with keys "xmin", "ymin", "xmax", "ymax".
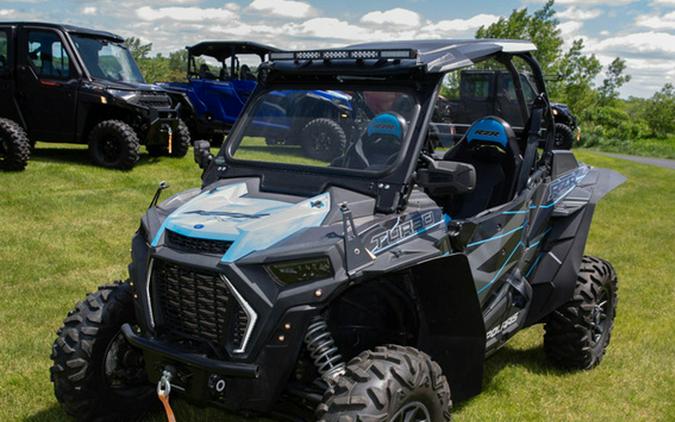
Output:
[{"xmin": 152, "ymin": 183, "xmax": 330, "ymax": 262}]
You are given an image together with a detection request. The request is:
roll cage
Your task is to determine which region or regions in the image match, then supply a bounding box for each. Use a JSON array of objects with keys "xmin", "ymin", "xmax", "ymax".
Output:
[
  {"xmin": 186, "ymin": 41, "xmax": 279, "ymax": 81},
  {"xmin": 203, "ymin": 39, "xmax": 556, "ymax": 213}
]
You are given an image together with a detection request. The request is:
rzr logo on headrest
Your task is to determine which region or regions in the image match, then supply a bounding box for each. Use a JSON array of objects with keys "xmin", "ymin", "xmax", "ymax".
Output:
[
  {"xmin": 476, "ymin": 130, "xmax": 500, "ymax": 137},
  {"xmin": 375, "ymin": 123, "xmax": 397, "ymax": 130}
]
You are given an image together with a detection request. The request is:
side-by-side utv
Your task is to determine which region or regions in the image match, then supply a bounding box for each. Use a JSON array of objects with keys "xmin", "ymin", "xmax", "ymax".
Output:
[
  {"xmin": 0, "ymin": 22, "xmax": 189, "ymax": 170},
  {"xmin": 51, "ymin": 39, "xmax": 624, "ymax": 421}
]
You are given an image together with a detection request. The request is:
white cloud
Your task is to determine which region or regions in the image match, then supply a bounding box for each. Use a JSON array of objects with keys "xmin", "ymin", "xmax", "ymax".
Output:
[
  {"xmin": 248, "ymin": 0, "xmax": 314, "ymax": 18},
  {"xmin": 361, "ymin": 8, "xmax": 421, "ymax": 27},
  {"xmin": 635, "ymin": 11, "xmax": 675, "ymax": 29},
  {"xmin": 555, "ymin": 0, "xmax": 635, "ymax": 4},
  {"xmin": 651, "ymin": 0, "xmax": 675, "ymax": 5},
  {"xmin": 136, "ymin": 6, "xmax": 237, "ymax": 22},
  {"xmin": 82, "ymin": 7, "xmax": 97, "ymax": 16},
  {"xmin": 423, "ymin": 14, "xmax": 500, "ymax": 33},
  {"xmin": 285, "ymin": 18, "xmax": 376, "ymax": 41},
  {"xmin": 559, "ymin": 21, "xmax": 583, "ymax": 36},
  {"xmin": 0, "ymin": 9, "xmax": 15, "ymax": 17},
  {"xmin": 587, "ymin": 31, "xmax": 675, "ymax": 56},
  {"xmin": 557, "ymin": 7, "xmax": 602, "ymax": 20}
]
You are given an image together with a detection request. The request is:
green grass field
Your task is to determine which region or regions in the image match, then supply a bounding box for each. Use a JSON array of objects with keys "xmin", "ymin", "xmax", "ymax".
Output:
[{"xmin": 1, "ymin": 144, "xmax": 673, "ymax": 421}]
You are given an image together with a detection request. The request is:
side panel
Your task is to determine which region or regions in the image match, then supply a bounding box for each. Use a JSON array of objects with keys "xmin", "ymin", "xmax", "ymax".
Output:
[
  {"xmin": 0, "ymin": 25, "xmax": 22, "ymax": 123},
  {"xmin": 412, "ymin": 254, "xmax": 486, "ymax": 402}
]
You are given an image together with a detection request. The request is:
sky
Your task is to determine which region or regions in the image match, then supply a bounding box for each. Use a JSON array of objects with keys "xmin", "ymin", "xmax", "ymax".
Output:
[{"xmin": 1, "ymin": 0, "xmax": 674, "ymax": 98}]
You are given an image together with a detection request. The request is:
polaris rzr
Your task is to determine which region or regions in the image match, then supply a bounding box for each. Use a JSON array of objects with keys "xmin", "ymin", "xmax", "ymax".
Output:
[
  {"xmin": 160, "ymin": 41, "xmax": 352, "ymax": 161},
  {"xmin": 51, "ymin": 39, "xmax": 625, "ymax": 421},
  {"xmin": 0, "ymin": 22, "xmax": 189, "ymax": 170}
]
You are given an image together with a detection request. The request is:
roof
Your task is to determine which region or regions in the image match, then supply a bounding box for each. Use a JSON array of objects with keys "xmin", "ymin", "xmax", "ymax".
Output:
[
  {"xmin": 187, "ymin": 41, "xmax": 280, "ymax": 61},
  {"xmin": 347, "ymin": 39, "xmax": 537, "ymax": 73},
  {"xmin": 0, "ymin": 22, "xmax": 123, "ymax": 43},
  {"xmin": 266, "ymin": 39, "xmax": 537, "ymax": 76}
]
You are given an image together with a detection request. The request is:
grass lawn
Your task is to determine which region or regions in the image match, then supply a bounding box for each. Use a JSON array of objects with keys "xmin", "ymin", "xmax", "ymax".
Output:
[{"xmin": 0, "ymin": 144, "xmax": 673, "ymax": 421}]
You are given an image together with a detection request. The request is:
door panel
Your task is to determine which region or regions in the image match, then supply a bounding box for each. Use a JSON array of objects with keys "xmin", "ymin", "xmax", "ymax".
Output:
[
  {"xmin": 16, "ymin": 28, "xmax": 79, "ymax": 141},
  {"xmin": 0, "ymin": 27, "xmax": 20, "ymax": 122}
]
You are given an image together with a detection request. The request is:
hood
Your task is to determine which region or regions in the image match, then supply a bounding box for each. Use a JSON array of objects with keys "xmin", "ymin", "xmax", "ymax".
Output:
[
  {"xmin": 94, "ymin": 79, "xmax": 167, "ymax": 93},
  {"xmin": 151, "ymin": 183, "xmax": 331, "ymax": 263}
]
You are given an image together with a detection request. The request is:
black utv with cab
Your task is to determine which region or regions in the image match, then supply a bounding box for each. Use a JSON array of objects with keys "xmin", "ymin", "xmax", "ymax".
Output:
[
  {"xmin": 51, "ymin": 39, "xmax": 624, "ymax": 421},
  {"xmin": 0, "ymin": 22, "xmax": 190, "ymax": 170}
]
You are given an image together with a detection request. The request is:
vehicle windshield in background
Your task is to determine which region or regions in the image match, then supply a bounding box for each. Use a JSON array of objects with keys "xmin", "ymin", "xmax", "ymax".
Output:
[
  {"xmin": 71, "ymin": 35, "xmax": 144, "ymax": 84},
  {"xmin": 229, "ymin": 89, "xmax": 418, "ymax": 172}
]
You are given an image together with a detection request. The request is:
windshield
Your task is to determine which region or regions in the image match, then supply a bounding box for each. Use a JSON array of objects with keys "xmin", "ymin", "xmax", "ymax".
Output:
[
  {"xmin": 229, "ymin": 88, "xmax": 418, "ymax": 173},
  {"xmin": 71, "ymin": 35, "xmax": 145, "ymax": 83}
]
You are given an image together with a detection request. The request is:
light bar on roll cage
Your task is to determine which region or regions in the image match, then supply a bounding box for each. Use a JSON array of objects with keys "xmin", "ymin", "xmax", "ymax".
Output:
[{"xmin": 269, "ymin": 49, "xmax": 418, "ymax": 62}]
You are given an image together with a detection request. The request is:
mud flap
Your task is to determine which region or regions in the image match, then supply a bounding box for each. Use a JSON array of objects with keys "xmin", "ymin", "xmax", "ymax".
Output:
[{"xmin": 412, "ymin": 253, "xmax": 485, "ymax": 402}]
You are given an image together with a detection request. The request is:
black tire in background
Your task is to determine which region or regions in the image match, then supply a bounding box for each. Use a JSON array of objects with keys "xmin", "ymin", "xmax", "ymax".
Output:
[
  {"xmin": 50, "ymin": 282, "xmax": 155, "ymax": 421},
  {"xmin": 0, "ymin": 118, "xmax": 31, "ymax": 171},
  {"xmin": 300, "ymin": 118, "xmax": 347, "ymax": 162},
  {"xmin": 554, "ymin": 122, "xmax": 575, "ymax": 150},
  {"xmin": 544, "ymin": 256, "xmax": 618, "ymax": 370},
  {"xmin": 170, "ymin": 119, "xmax": 191, "ymax": 157},
  {"xmin": 317, "ymin": 345, "xmax": 452, "ymax": 422},
  {"xmin": 88, "ymin": 120, "xmax": 140, "ymax": 170}
]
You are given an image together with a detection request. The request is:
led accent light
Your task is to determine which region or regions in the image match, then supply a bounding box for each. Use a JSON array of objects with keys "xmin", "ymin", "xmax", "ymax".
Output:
[
  {"xmin": 269, "ymin": 49, "xmax": 417, "ymax": 62},
  {"xmin": 267, "ymin": 257, "xmax": 333, "ymax": 285}
]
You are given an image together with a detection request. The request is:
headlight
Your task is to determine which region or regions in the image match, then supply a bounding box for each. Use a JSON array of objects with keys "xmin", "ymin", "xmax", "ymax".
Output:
[
  {"xmin": 552, "ymin": 108, "xmax": 559, "ymax": 116},
  {"xmin": 108, "ymin": 89, "xmax": 140, "ymax": 101},
  {"xmin": 266, "ymin": 257, "xmax": 333, "ymax": 285}
]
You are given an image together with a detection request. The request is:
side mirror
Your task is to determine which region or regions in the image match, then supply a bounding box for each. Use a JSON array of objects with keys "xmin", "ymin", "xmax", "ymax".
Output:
[
  {"xmin": 193, "ymin": 140, "xmax": 213, "ymax": 169},
  {"xmin": 416, "ymin": 160, "xmax": 476, "ymax": 196}
]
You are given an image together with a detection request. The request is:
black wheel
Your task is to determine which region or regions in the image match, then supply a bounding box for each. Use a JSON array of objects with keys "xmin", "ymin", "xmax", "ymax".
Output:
[
  {"xmin": 300, "ymin": 118, "xmax": 347, "ymax": 162},
  {"xmin": 0, "ymin": 118, "xmax": 31, "ymax": 171},
  {"xmin": 170, "ymin": 119, "xmax": 190, "ymax": 157},
  {"xmin": 50, "ymin": 282, "xmax": 154, "ymax": 421},
  {"xmin": 544, "ymin": 256, "xmax": 618, "ymax": 370},
  {"xmin": 88, "ymin": 120, "xmax": 140, "ymax": 170},
  {"xmin": 553, "ymin": 122, "xmax": 575, "ymax": 149},
  {"xmin": 317, "ymin": 345, "xmax": 451, "ymax": 422}
]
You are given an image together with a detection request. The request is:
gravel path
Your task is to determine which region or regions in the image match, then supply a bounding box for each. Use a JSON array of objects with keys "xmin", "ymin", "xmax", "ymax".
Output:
[{"xmin": 598, "ymin": 152, "xmax": 675, "ymax": 170}]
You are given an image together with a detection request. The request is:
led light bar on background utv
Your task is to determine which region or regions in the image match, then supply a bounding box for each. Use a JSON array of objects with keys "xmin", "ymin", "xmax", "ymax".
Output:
[{"xmin": 269, "ymin": 49, "xmax": 418, "ymax": 62}]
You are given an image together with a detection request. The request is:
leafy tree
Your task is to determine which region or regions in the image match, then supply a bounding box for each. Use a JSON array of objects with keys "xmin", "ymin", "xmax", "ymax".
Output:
[
  {"xmin": 476, "ymin": 0, "xmax": 562, "ymax": 73},
  {"xmin": 643, "ymin": 84, "xmax": 675, "ymax": 137},
  {"xmin": 124, "ymin": 37, "xmax": 152, "ymax": 61},
  {"xmin": 552, "ymin": 39, "xmax": 602, "ymax": 112},
  {"xmin": 599, "ymin": 58, "xmax": 631, "ymax": 104}
]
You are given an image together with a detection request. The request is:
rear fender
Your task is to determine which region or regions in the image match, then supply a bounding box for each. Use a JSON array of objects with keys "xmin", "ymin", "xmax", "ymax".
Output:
[
  {"xmin": 411, "ymin": 254, "xmax": 485, "ymax": 402},
  {"xmin": 525, "ymin": 167, "xmax": 625, "ymax": 325}
]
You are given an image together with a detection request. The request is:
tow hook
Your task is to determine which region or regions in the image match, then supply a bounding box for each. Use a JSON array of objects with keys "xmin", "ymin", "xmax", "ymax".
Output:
[
  {"xmin": 157, "ymin": 367, "xmax": 176, "ymax": 422},
  {"xmin": 166, "ymin": 126, "xmax": 174, "ymax": 155}
]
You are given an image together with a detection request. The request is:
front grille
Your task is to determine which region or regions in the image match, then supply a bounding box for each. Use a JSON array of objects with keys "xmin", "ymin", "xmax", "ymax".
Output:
[
  {"xmin": 151, "ymin": 259, "xmax": 248, "ymax": 351},
  {"xmin": 137, "ymin": 94, "xmax": 172, "ymax": 108},
  {"xmin": 166, "ymin": 230, "xmax": 232, "ymax": 256}
]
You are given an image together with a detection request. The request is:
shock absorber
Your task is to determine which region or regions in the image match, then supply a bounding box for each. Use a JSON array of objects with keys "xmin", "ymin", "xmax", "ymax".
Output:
[{"xmin": 304, "ymin": 316, "xmax": 346, "ymax": 384}]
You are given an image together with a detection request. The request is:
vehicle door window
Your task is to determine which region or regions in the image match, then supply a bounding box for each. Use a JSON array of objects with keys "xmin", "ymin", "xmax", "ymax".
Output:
[
  {"xmin": 27, "ymin": 30, "xmax": 72, "ymax": 79},
  {"xmin": 0, "ymin": 30, "xmax": 8, "ymax": 75}
]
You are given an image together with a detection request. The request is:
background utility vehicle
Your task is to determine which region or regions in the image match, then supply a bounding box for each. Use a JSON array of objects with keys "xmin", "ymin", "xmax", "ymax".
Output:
[
  {"xmin": 51, "ymin": 39, "xmax": 624, "ymax": 421},
  {"xmin": 0, "ymin": 22, "xmax": 190, "ymax": 170},
  {"xmin": 437, "ymin": 70, "xmax": 580, "ymax": 149},
  {"xmin": 161, "ymin": 41, "xmax": 354, "ymax": 161}
]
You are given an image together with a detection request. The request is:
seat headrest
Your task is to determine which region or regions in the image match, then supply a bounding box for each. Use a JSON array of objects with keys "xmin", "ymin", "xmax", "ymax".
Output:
[
  {"xmin": 465, "ymin": 116, "xmax": 515, "ymax": 149},
  {"xmin": 367, "ymin": 112, "xmax": 407, "ymax": 141}
]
